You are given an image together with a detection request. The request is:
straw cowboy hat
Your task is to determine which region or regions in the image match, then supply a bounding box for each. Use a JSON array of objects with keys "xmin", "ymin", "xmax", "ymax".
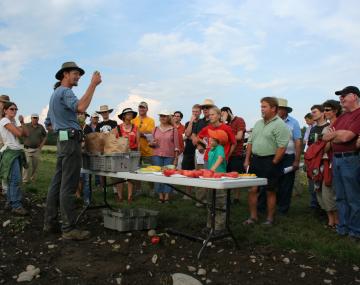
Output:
[
  {"xmin": 208, "ymin": 129, "xmax": 229, "ymax": 145},
  {"xmin": 158, "ymin": 110, "xmax": 173, "ymax": 116},
  {"xmin": 96, "ymin": 105, "xmax": 113, "ymax": 114},
  {"xmin": 55, "ymin": 62, "xmax": 85, "ymax": 80},
  {"xmin": 200, "ymin": 99, "xmax": 215, "ymax": 108},
  {"xmin": 118, "ymin": 108, "xmax": 138, "ymax": 120},
  {"xmin": 277, "ymin": 98, "xmax": 293, "ymax": 113},
  {"xmin": 0, "ymin": 95, "xmax": 10, "ymax": 103}
]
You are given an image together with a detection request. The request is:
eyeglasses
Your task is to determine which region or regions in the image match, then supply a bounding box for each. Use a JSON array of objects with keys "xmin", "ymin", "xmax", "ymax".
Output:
[
  {"xmin": 9, "ymin": 108, "xmax": 18, "ymax": 111},
  {"xmin": 324, "ymin": 108, "xmax": 333, "ymax": 112}
]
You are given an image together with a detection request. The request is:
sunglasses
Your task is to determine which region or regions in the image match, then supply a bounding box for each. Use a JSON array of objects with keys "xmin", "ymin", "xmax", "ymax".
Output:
[
  {"xmin": 202, "ymin": 106, "xmax": 210, "ymax": 110},
  {"xmin": 9, "ymin": 108, "xmax": 18, "ymax": 111},
  {"xmin": 159, "ymin": 115, "xmax": 168, "ymax": 118},
  {"xmin": 324, "ymin": 108, "xmax": 333, "ymax": 112}
]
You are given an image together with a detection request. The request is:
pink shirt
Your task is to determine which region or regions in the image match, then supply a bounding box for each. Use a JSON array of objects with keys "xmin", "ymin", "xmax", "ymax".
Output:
[{"xmin": 152, "ymin": 126, "xmax": 179, "ymax": 157}]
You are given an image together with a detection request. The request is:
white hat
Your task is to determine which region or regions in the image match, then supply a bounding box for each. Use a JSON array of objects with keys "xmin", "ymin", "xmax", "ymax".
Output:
[
  {"xmin": 277, "ymin": 98, "xmax": 293, "ymax": 113},
  {"xmin": 158, "ymin": 110, "xmax": 172, "ymax": 116},
  {"xmin": 96, "ymin": 105, "xmax": 114, "ymax": 114},
  {"xmin": 91, "ymin": 112, "xmax": 100, "ymax": 118},
  {"xmin": 31, "ymin": 113, "xmax": 39, "ymax": 118}
]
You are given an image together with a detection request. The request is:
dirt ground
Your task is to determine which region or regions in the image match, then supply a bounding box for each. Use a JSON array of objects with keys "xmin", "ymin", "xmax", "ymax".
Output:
[{"xmin": 0, "ymin": 194, "xmax": 359, "ymax": 285}]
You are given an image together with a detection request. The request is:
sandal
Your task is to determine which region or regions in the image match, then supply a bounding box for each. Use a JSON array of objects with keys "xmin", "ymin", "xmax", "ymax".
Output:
[
  {"xmin": 326, "ymin": 224, "xmax": 337, "ymax": 230},
  {"xmin": 262, "ymin": 219, "xmax": 274, "ymax": 226},
  {"xmin": 243, "ymin": 218, "xmax": 258, "ymax": 225}
]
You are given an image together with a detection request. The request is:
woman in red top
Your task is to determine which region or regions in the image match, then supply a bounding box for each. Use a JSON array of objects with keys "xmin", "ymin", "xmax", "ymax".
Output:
[{"xmin": 112, "ymin": 108, "xmax": 140, "ymax": 202}]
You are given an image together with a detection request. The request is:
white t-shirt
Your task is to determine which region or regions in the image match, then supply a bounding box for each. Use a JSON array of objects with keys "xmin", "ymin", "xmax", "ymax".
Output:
[
  {"xmin": 0, "ymin": 117, "xmax": 22, "ymax": 151},
  {"xmin": 195, "ymin": 149, "xmax": 204, "ymax": 165}
]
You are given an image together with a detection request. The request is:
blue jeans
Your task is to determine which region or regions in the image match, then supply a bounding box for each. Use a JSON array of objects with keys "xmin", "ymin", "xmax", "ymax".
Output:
[
  {"xmin": 8, "ymin": 158, "xmax": 23, "ymax": 209},
  {"xmin": 333, "ymin": 155, "xmax": 360, "ymax": 238},
  {"xmin": 308, "ymin": 178, "xmax": 319, "ymax": 209},
  {"xmin": 152, "ymin": 156, "xmax": 174, "ymax": 194},
  {"xmin": 80, "ymin": 173, "xmax": 91, "ymax": 205}
]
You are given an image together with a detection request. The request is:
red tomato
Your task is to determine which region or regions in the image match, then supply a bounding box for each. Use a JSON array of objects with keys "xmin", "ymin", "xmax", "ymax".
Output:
[
  {"xmin": 151, "ymin": 236, "xmax": 160, "ymax": 244},
  {"xmin": 202, "ymin": 170, "xmax": 214, "ymax": 178},
  {"xmin": 223, "ymin": 172, "xmax": 239, "ymax": 178},
  {"xmin": 183, "ymin": 170, "xmax": 196, "ymax": 178},
  {"xmin": 192, "ymin": 170, "xmax": 202, "ymax": 178},
  {"xmin": 163, "ymin": 169, "xmax": 177, "ymax": 177},
  {"xmin": 213, "ymin": 173, "xmax": 223, "ymax": 179}
]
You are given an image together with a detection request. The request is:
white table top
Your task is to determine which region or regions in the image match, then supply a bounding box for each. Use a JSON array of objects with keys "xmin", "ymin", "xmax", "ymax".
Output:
[{"xmin": 81, "ymin": 169, "xmax": 267, "ymax": 190}]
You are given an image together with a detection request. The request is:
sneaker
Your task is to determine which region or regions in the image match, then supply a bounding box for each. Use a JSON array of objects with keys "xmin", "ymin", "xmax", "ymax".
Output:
[
  {"xmin": 262, "ymin": 219, "xmax": 274, "ymax": 226},
  {"xmin": 62, "ymin": 229, "xmax": 90, "ymax": 241},
  {"xmin": 11, "ymin": 207, "xmax": 28, "ymax": 216},
  {"xmin": 195, "ymin": 202, "xmax": 204, "ymax": 208}
]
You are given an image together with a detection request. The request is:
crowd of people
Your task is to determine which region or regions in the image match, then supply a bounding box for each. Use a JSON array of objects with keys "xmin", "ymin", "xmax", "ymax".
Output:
[{"xmin": 0, "ymin": 61, "xmax": 359, "ymax": 242}]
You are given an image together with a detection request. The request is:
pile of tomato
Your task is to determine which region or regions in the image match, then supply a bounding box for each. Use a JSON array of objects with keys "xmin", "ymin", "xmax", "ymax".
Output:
[{"xmin": 162, "ymin": 169, "xmax": 239, "ymax": 178}]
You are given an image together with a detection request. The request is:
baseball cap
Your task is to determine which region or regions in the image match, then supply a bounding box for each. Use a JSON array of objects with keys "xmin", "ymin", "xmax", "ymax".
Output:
[
  {"xmin": 31, "ymin": 113, "xmax": 39, "ymax": 118},
  {"xmin": 138, "ymin": 101, "xmax": 148, "ymax": 108},
  {"xmin": 335, "ymin": 86, "xmax": 360, "ymax": 97}
]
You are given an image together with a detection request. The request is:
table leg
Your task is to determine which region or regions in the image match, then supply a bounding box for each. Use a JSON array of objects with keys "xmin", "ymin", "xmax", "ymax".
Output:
[
  {"xmin": 75, "ymin": 175, "xmax": 114, "ymax": 225},
  {"xmin": 225, "ymin": 189, "xmax": 239, "ymax": 249},
  {"xmin": 197, "ymin": 189, "xmax": 217, "ymax": 259}
]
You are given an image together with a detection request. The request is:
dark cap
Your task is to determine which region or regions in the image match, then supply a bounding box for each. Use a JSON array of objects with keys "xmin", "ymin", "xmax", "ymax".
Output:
[{"xmin": 335, "ymin": 86, "xmax": 360, "ymax": 97}]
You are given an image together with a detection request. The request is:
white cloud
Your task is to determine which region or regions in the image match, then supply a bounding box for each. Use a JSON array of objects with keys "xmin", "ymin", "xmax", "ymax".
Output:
[
  {"xmin": 110, "ymin": 93, "xmax": 161, "ymax": 123},
  {"xmin": 0, "ymin": 0, "xmax": 102, "ymax": 87}
]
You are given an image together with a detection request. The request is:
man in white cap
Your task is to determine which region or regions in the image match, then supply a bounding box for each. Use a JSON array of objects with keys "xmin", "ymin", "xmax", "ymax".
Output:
[{"xmin": 22, "ymin": 113, "xmax": 47, "ymax": 183}]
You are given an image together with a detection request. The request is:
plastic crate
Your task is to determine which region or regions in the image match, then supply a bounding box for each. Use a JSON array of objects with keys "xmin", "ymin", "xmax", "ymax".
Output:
[
  {"xmin": 103, "ymin": 152, "xmax": 141, "ymax": 172},
  {"xmin": 102, "ymin": 208, "xmax": 159, "ymax": 232}
]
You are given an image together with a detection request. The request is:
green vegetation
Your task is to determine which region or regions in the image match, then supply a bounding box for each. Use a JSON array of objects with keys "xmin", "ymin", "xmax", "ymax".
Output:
[{"xmin": 24, "ymin": 151, "xmax": 360, "ymax": 264}]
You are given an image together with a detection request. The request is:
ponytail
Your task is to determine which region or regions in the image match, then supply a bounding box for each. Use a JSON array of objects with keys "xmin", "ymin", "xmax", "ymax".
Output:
[{"xmin": 54, "ymin": 81, "xmax": 61, "ymax": 90}]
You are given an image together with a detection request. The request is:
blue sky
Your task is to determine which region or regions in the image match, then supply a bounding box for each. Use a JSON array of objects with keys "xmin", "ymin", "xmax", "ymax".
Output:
[{"xmin": 0, "ymin": 0, "xmax": 359, "ymax": 127}]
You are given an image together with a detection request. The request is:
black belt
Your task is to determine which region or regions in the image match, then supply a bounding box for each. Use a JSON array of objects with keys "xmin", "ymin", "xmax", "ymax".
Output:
[
  {"xmin": 56, "ymin": 129, "xmax": 83, "ymax": 142},
  {"xmin": 252, "ymin": 154, "xmax": 274, "ymax": 159},
  {"xmin": 334, "ymin": 151, "xmax": 359, "ymax": 158},
  {"xmin": 24, "ymin": 145, "xmax": 39, "ymax": 149}
]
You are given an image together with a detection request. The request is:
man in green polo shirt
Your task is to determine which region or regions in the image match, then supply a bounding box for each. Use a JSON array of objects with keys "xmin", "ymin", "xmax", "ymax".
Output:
[
  {"xmin": 243, "ymin": 97, "xmax": 290, "ymax": 226},
  {"xmin": 22, "ymin": 113, "xmax": 47, "ymax": 183}
]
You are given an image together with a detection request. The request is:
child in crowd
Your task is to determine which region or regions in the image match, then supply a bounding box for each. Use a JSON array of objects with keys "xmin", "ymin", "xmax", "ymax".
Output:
[
  {"xmin": 195, "ymin": 141, "xmax": 206, "ymax": 170},
  {"xmin": 207, "ymin": 129, "xmax": 227, "ymax": 172}
]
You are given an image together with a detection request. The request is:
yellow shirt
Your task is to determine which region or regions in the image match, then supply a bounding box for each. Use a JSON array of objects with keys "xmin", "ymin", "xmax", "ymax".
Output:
[{"xmin": 132, "ymin": 116, "xmax": 155, "ymax": 157}]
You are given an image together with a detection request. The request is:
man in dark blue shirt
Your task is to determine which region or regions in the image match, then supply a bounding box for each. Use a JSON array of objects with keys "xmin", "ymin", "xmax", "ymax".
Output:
[{"xmin": 44, "ymin": 62, "xmax": 101, "ymax": 240}]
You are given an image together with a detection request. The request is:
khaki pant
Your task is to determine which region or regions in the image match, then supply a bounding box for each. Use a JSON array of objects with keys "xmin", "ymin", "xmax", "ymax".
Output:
[{"xmin": 23, "ymin": 148, "xmax": 41, "ymax": 182}]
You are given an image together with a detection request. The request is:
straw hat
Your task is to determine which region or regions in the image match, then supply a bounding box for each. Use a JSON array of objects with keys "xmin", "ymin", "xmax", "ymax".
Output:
[
  {"xmin": 158, "ymin": 110, "xmax": 172, "ymax": 116},
  {"xmin": 118, "ymin": 108, "xmax": 138, "ymax": 120},
  {"xmin": 277, "ymin": 98, "xmax": 293, "ymax": 113},
  {"xmin": 0, "ymin": 95, "xmax": 10, "ymax": 103},
  {"xmin": 55, "ymin": 62, "xmax": 85, "ymax": 80},
  {"xmin": 200, "ymin": 99, "xmax": 215, "ymax": 108},
  {"xmin": 208, "ymin": 129, "xmax": 228, "ymax": 145},
  {"xmin": 96, "ymin": 105, "xmax": 113, "ymax": 114}
]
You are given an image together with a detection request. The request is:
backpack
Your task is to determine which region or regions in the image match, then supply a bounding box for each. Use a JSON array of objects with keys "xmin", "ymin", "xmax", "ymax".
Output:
[{"xmin": 304, "ymin": 140, "xmax": 326, "ymax": 182}]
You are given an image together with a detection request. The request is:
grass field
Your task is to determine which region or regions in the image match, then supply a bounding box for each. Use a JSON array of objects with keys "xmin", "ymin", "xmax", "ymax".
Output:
[{"xmin": 24, "ymin": 150, "xmax": 360, "ymax": 264}]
